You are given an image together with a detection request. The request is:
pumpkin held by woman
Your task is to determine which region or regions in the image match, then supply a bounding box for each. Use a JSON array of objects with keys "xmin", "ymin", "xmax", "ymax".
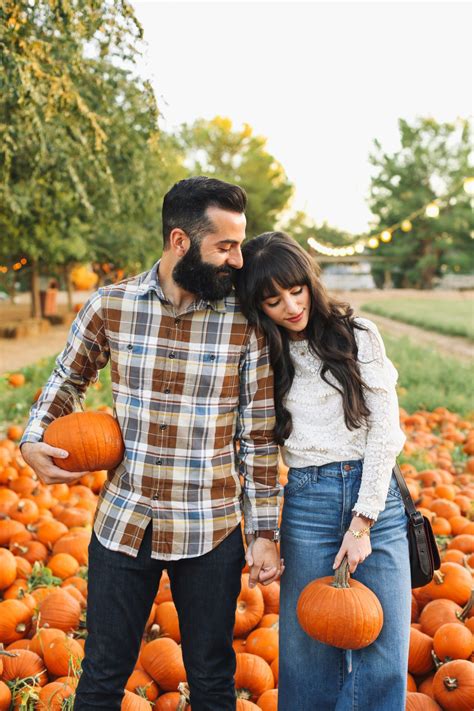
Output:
[{"xmin": 296, "ymin": 558, "xmax": 384, "ymax": 649}]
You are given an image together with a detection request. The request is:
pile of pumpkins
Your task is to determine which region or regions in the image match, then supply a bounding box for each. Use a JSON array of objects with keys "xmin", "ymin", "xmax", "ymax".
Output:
[{"xmin": 0, "ymin": 405, "xmax": 472, "ymax": 710}]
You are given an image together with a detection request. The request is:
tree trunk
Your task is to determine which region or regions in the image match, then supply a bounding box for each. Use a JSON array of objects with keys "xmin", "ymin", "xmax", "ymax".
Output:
[
  {"xmin": 63, "ymin": 263, "xmax": 74, "ymax": 311},
  {"xmin": 7, "ymin": 276, "xmax": 17, "ymax": 304},
  {"xmin": 30, "ymin": 261, "xmax": 41, "ymax": 318}
]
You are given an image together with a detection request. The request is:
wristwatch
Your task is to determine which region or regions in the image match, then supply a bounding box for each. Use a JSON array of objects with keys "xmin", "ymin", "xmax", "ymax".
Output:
[{"xmin": 255, "ymin": 529, "xmax": 280, "ymax": 542}]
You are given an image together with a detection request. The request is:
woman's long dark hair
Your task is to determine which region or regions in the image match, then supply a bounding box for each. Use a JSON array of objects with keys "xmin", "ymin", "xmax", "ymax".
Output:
[{"xmin": 234, "ymin": 232, "xmax": 371, "ymax": 445}]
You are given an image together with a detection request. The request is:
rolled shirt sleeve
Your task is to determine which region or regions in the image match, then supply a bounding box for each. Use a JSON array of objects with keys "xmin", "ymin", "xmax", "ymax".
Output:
[{"xmin": 20, "ymin": 291, "xmax": 110, "ymax": 447}]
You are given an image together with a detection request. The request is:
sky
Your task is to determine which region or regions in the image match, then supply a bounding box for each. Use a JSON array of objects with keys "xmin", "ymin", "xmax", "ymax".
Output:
[{"xmin": 131, "ymin": 1, "xmax": 472, "ymax": 235}]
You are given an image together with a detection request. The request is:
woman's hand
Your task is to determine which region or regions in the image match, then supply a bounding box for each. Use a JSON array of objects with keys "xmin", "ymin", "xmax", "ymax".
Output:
[{"xmin": 332, "ymin": 517, "xmax": 373, "ymax": 574}]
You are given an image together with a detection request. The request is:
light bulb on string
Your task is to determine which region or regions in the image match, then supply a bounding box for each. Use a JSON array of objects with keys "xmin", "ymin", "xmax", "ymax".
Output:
[
  {"xmin": 381, "ymin": 230, "xmax": 392, "ymax": 242},
  {"xmin": 425, "ymin": 203, "xmax": 439, "ymax": 218},
  {"xmin": 368, "ymin": 237, "xmax": 379, "ymax": 249},
  {"xmin": 463, "ymin": 177, "xmax": 474, "ymax": 195},
  {"xmin": 401, "ymin": 220, "xmax": 412, "ymax": 232},
  {"xmin": 355, "ymin": 243, "xmax": 364, "ymax": 254}
]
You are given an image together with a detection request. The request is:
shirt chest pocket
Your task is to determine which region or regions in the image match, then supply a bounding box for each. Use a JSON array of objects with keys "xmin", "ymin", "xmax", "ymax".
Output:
[
  {"xmin": 183, "ymin": 347, "xmax": 242, "ymax": 400},
  {"xmin": 112, "ymin": 340, "xmax": 166, "ymax": 391}
]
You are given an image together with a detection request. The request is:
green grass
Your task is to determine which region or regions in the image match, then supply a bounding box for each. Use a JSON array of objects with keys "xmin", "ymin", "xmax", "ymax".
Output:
[
  {"xmin": 361, "ymin": 298, "xmax": 474, "ymax": 341},
  {"xmin": 383, "ymin": 331, "xmax": 474, "ymax": 417},
  {"xmin": 0, "ymin": 355, "xmax": 113, "ymax": 430},
  {"xmin": 1, "ymin": 333, "xmax": 473, "ymax": 432}
]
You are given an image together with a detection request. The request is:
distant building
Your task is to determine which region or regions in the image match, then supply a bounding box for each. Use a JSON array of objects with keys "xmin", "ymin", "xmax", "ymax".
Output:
[{"xmin": 319, "ymin": 261, "xmax": 376, "ymax": 291}]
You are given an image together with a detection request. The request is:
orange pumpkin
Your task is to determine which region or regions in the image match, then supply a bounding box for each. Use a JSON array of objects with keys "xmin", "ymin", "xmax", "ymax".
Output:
[
  {"xmin": 257, "ymin": 688, "xmax": 278, "ymax": 711},
  {"xmin": 44, "ymin": 411, "xmax": 124, "ymax": 472},
  {"xmin": 1, "ymin": 648, "xmax": 48, "ymax": 687},
  {"xmin": 296, "ymin": 558, "xmax": 383, "ymax": 649},
  {"xmin": 234, "ymin": 574, "xmax": 265, "ymax": 638},
  {"xmin": 0, "ymin": 599, "xmax": 31, "ymax": 644},
  {"xmin": 432, "ymin": 659, "xmax": 474, "ymax": 710},
  {"xmin": 8, "ymin": 373, "xmax": 25, "ymax": 387},
  {"xmin": 154, "ymin": 601, "xmax": 181, "ymax": 644},
  {"xmin": 43, "ymin": 635, "xmax": 84, "ymax": 676},
  {"xmin": 234, "ymin": 652, "xmax": 274, "ymax": 702},
  {"xmin": 140, "ymin": 638, "xmax": 186, "ymax": 691},
  {"xmin": 0, "ymin": 548, "xmax": 17, "ymax": 590},
  {"xmin": 36, "ymin": 681, "xmax": 75, "ymax": 710},
  {"xmin": 408, "ymin": 628, "xmax": 434, "ymax": 676},
  {"xmin": 433, "ymin": 622, "xmax": 474, "ymax": 662},
  {"xmin": 423, "ymin": 562, "xmax": 473, "ymax": 606},
  {"xmin": 245, "ymin": 627, "xmax": 279, "ymax": 664},
  {"xmin": 125, "ymin": 670, "xmax": 159, "ymax": 702},
  {"xmin": 405, "ymin": 692, "xmax": 442, "ymax": 710},
  {"xmin": 37, "ymin": 588, "xmax": 82, "ymax": 632},
  {"xmin": 0, "ymin": 680, "xmax": 11, "ymax": 711},
  {"xmin": 121, "ymin": 689, "xmax": 153, "ymax": 710}
]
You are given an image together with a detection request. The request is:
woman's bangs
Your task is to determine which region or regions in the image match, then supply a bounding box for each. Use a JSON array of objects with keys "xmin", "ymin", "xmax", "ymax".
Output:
[{"xmin": 257, "ymin": 251, "xmax": 309, "ymax": 300}]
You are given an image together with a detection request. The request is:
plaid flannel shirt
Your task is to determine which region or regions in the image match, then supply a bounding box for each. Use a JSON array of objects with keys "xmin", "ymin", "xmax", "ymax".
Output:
[{"xmin": 21, "ymin": 261, "xmax": 281, "ymax": 560}]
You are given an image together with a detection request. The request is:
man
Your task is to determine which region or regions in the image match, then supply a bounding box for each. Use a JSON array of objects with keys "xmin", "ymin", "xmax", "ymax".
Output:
[{"xmin": 20, "ymin": 176, "xmax": 283, "ymax": 711}]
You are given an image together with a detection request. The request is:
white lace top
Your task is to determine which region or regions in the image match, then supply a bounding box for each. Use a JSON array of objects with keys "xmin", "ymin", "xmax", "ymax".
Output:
[{"xmin": 282, "ymin": 317, "xmax": 406, "ymax": 520}]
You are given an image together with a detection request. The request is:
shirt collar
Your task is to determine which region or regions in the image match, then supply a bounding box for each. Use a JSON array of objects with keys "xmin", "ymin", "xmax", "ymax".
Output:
[{"xmin": 137, "ymin": 260, "xmax": 227, "ymax": 314}]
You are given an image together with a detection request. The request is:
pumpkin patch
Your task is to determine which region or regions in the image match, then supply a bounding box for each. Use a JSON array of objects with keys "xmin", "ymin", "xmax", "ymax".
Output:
[{"xmin": 0, "ymin": 405, "xmax": 472, "ymax": 708}]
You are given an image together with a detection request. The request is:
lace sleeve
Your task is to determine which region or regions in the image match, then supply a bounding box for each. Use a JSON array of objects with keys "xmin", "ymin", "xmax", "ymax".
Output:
[{"xmin": 352, "ymin": 319, "xmax": 406, "ymax": 520}]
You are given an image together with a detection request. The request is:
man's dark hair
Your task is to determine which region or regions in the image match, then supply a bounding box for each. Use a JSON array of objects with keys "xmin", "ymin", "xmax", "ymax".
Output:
[{"xmin": 162, "ymin": 176, "xmax": 247, "ymax": 248}]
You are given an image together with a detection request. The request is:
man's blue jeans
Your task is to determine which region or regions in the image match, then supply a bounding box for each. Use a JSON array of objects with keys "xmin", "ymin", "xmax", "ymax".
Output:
[
  {"xmin": 278, "ymin": 460, "xmax": 411, "ymax": 711},
  {"xmin": 74, "ymin": 522, "xmax": 246, "ymax": 710}
]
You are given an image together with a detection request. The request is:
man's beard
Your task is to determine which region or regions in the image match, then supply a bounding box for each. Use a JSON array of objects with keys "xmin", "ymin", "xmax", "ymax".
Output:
[{"xmin": 172, "ymin": 239, "xmax": 234, "ymax": 301}]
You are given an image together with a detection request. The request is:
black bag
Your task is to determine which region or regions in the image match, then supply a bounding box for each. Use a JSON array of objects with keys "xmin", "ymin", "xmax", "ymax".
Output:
[{"xmin": 393, "ymin": 463, "xmax": 441, "ymax": 588}]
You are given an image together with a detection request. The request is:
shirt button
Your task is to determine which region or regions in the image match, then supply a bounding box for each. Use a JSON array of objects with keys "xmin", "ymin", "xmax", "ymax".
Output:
[
  {"xmin": 155, "ymin": 458, "xmax": 162, "ymax": 465},
  {"xmin": 127, "ymin": 344, "xmax": 133, "ymax": 351},
  {"xmin": 169, "ymin": 353, "xmax": 175, "ymax": 359},
  {"xmin": 209, "ymin": 354, "xmax": 216, "ymax": 361},
  {"xmin": 152, "ymin": 495, "xmax": 159, "ymax": 500},
  {"xmin": 160, "ymin": 424, "xmax": 167, "ymax": 431},
  {"xmin": 164, "ymin": 388, "xmax": 171, "ymax": 394},
  {"xmin": 174, "ymin": 318, "xmax": 180, "ymax": 325}
]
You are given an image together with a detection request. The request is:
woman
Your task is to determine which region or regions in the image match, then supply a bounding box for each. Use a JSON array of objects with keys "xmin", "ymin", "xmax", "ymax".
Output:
[{"xmin": 234, "ymin": 232, "xmax": 410, "ymax": 711}]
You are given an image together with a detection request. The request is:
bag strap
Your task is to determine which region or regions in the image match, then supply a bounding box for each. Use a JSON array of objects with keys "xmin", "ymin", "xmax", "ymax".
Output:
[{"xmin": 393, "ymin": 462, "xmax": 419, "ymax": 518}]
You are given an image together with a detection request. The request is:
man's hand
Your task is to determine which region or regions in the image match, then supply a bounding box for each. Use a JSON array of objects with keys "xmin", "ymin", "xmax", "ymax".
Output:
[
  {"xmin": 245, "ymin": 537, "xmax": 284, "ymax": 588},
  {"xmin": 20, "ymin": 442, "xmax": 87, "ymax": 485}
]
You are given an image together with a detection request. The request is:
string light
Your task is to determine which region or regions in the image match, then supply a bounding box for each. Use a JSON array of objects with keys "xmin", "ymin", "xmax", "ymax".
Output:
[
  {"xmin": 307, "ymin": 175, "xmax": 469, "ymax": 257},
  {"xmin": 463, "ymin": 177, "xmax": 474, "ymax": 195},
  {"xmin": 425, "ymin": 202, "xmax": 440, "ymax": 218}
]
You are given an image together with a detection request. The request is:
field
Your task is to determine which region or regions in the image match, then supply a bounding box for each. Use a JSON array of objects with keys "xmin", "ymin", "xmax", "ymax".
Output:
[{"xmin": 362, "ymin": 297, "xmax": 474, "ymax": 341}]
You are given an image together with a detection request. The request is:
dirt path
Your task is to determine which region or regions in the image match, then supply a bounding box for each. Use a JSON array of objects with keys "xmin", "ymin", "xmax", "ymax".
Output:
[
  {"xmin": 0, "ymin": 290, "xmax": 472, "ymax": 375},
  {"xmin": 0, "ymin": 325, "xmax": 71, "ymax": 375},
  {"xmin": 339, "ymin": 289, "xmax": 474, "ymax": 365}
]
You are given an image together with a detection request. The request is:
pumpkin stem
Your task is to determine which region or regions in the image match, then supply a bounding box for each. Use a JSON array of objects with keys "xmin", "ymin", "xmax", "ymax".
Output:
[
  {"xmin": 457, "ymin": 589, "xmax": 474, "ymax": 622},
  {"xmin": 443, "ymin": 676, "xmax": 459, "ymax": 691},
  {"xmin": 177, "ymin": 681, "xmax": 191, "ymax": 710},
  {"xmin": 431, "ymin": 650, "xmax": 444, "ymax": 669},
  {"xmin": 332, "ymin": 558, "xmax": 351, "ymax": 589},
  {"xmin": 433, "ymin": 570, "xmax": 444, "ymax": 585}
]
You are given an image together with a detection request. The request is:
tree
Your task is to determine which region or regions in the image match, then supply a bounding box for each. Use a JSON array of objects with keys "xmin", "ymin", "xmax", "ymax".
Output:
[
  {"xmin": 368, "ymin": 117, "xmax": 473, "ymax": 288},
  {"xmin": 0, "ymin": 0, "xmax": 151, "ymax": 315},
  {"xmin": 175, "ymin": 117, "xmax": 293, "ymax": 236},
  {"xmin": 283, "ymin": 210, "xmax": 355, "ymax": 250}
]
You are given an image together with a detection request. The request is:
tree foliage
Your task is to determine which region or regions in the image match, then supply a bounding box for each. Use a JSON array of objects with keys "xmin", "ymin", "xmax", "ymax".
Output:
[
  {"xmin": 175, "ymin": 116, "xmax": 294, "ymax": 237},
  {"xmin": 368, "ymin": 117, "xmax": 473, "ymax": 288}
]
